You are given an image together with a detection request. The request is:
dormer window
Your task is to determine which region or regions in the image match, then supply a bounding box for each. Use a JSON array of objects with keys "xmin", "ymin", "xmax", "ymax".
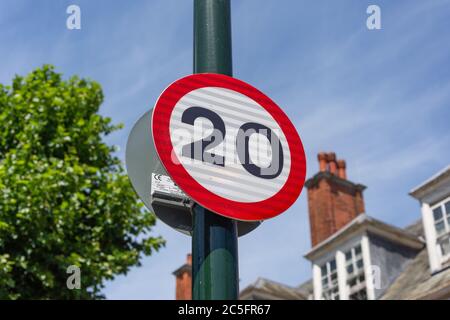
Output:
[
  {"xmin": 410, "ymin": 165, "xmax": 450, "ymax": 273},
  {"xmin": 432, "ymin": 198, "xmax": 450, "ymax": 259},
  {"xmin": 320, "ymin": 259, "xmax": 339, "ymax": 300},
  {"xmin": 307, "ymin": 214, "xmax": 424, "ymax": 300}
]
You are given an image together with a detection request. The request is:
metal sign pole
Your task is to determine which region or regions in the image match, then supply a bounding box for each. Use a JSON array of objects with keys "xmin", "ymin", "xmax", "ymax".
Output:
[{"xmin": 192, "ymin": 0, "xmax": 239, "ymax": 300}]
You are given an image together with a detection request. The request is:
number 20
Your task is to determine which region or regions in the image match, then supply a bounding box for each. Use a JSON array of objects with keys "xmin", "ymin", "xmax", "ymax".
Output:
[{"xmin": 181, "ymin": 106, "xmax": 284, "ymax": 179}]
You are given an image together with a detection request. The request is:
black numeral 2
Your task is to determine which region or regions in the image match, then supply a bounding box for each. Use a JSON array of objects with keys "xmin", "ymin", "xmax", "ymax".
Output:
[{"xmin": 181, "ymin": 106, "xmax": 226, "ymax": 167}]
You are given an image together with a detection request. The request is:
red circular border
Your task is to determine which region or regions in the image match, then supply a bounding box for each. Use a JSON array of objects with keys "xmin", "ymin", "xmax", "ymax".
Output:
[{"xmin": 152, "ymin": 73, "xmax": 306, "ymax": 221}]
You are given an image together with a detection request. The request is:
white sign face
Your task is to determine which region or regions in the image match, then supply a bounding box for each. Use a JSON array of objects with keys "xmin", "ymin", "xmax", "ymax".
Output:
[
  {"xmin": 152, "ymin": 74, "xmax": 306, "ymax": 221},
  {"xmin": 169, "ymin": 87, "xmax": 291, "ymax": 203},
  {"xmin": 151, "ymin": 173, "xmax": 187, "ymax": 198}
]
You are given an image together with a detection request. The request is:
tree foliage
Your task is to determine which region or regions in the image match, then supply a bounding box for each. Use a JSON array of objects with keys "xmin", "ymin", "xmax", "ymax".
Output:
[{"xmin": 0, "ymin": 65, "xmax": 165, "ymax": 299}]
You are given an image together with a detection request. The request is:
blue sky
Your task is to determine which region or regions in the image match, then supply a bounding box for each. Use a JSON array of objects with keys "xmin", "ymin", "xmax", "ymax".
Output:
[{"xmin": 1, "ymin": 0, "xmax": 450, "ymax": 299}]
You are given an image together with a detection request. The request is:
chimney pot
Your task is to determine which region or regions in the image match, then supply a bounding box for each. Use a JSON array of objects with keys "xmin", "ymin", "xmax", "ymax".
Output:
[
  {"xmin": 337, "ymin": 160, "xmax": 347, "ymax": 179},
  {"xmin": 318, "ymin": 152, "xmax": 328, "ymax": 172},
  {"xmin": 327, "ymin": 153, "xmax": 337, "ymax": 175}
]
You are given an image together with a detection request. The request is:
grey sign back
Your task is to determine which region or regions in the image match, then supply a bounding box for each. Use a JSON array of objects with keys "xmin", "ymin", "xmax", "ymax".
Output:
[{"xmin": 125, "ymin": 110, "xmax": 261, "ymax": 236}]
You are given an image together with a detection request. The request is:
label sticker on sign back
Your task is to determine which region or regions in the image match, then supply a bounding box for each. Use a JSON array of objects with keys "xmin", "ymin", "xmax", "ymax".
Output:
[
  {"xmin": 151, "ymin": 173, "xmax": 187, "ymax": 198},
  {"xmin": 152, "ymin": 73, "xmax": 306, "ymax": 221}
]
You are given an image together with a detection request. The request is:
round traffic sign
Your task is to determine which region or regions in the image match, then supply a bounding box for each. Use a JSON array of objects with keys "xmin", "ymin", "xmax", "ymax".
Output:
[{"xmin": 152, "ymin": 73, "xmax": 306, "ymax": 221}]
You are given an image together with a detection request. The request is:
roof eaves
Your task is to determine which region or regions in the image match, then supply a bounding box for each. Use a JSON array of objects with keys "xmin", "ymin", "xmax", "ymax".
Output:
[
  {"xmin": 409, "ymin": 165, "xmax": 450, "ymax": 199},
  {"xmin": 304, "ymin": 214, "xmax": 369, "ymax": 260},
  {"xmin": 304, "ymin": 214, "xmax": 424, "ymax": 261}
]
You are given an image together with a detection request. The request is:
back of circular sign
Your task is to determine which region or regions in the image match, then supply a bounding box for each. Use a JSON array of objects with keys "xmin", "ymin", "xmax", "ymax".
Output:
[{"xmin": 126, "ymin": 109, "xmax": 261, "ymax": 236}]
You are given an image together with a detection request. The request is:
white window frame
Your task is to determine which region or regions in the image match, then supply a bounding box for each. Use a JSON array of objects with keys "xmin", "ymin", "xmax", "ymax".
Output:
[
  {"xmin": 319, "ymin": 258, "xmax": 339, "ymax": 300},
  {"xmin": 312, "ymin": 235, "xmax": 375, "ymax": 300},
  {"xmin": 430, "ymin": 196, "xmax": 450, "ymax": 264},
  {"xmin": 421, "ymin": 202, "xmax": 441, "ymax": 272},
  {"xmin": 344, "ymin": 244, "xmax": 367, "ymax": 300}
]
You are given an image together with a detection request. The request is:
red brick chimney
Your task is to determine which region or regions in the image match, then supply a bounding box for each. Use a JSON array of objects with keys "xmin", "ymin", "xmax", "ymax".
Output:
[
  {"xmin": 173, "ymin": 254, "xmax": 192, "ymax": 300},
  {"xmin": 305, "ymin": 152, "xmax": 366, "ymax": 247}
]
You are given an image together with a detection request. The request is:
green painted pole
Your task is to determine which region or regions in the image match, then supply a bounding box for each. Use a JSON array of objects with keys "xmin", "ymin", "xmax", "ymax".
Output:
[{"xmin": 192, "ymin": 0, "xmax": 239, "ymax": 300}]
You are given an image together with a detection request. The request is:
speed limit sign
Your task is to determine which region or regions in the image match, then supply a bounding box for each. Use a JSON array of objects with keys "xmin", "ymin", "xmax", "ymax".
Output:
[{"xmin": 152, "ymin": 73, "xmax": 306, "ymax": 221}]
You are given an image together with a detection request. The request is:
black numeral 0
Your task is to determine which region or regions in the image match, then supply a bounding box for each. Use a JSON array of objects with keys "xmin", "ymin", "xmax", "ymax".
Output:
[
  {"xmin": 236, "ymin": 122, "xmax": 283, "ymax": 179},
  {"xmin": 180, "ymin": 107, "xmax": 284, "ymax": 179}
]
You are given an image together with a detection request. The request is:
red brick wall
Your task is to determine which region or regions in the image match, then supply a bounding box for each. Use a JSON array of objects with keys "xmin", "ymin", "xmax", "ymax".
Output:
[
  {"xmin": 308, "ymin": 179, "xmax": 334, "ymax": 246},
  {"xmin": 175, "ymin": 271, "xmax": 192, "ymax": 300}
]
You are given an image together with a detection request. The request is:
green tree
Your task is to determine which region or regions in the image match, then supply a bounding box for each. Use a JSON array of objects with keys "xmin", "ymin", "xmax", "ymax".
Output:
[{"xmin": 0, "ymin": 65, "xmax": 165, "ymax": 299}]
